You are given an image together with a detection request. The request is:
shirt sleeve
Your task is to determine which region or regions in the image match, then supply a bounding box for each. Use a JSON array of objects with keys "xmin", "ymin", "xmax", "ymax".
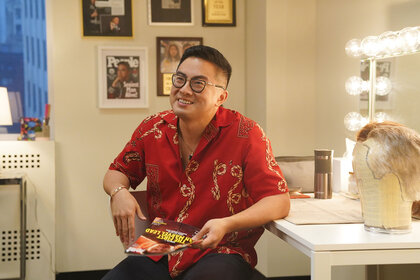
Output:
[
  {"xmin": 242, "ymin": 123, "xmax": 288, "ymax": 202},
  {"xmin": 109, "ymin": 124, "xmax": 146, "ymax": 189}
]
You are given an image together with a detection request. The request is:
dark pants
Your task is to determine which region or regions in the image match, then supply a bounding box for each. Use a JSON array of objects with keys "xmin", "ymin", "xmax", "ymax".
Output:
[{"xmin": 101, "ymin": 253, "xmax": 252, "ymax": 280}]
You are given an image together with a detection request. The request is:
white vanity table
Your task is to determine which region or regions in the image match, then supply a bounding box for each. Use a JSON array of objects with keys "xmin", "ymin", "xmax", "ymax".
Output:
[{"xmin": 266, "ymin": 197, "xmax": 420, "ymax": 280}]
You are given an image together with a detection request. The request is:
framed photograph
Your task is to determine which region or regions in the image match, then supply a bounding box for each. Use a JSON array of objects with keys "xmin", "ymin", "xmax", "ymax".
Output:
[
  {"xmin": 98, "ymin": 46, "xmax": 148, "ymax": 108},
  {"xmin": 156, "ymin": 37, "xmax": 203, "ymax": 96},
  {"xmin": 148, "ymin": 0, "xmax": 194, "ymax": 26},
  {"xmin": 82, "ymin": 0, "xmax": 133, "ymax": 37},
  {"xmin": 202, "ymin": 0, "xmax": 236, "ymax": 27}
]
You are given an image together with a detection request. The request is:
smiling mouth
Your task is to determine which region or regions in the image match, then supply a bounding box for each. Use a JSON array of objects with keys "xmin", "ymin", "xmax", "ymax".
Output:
[{"xmin": 178, "ymin": 98, "xmax": 193, "ymax": 105}]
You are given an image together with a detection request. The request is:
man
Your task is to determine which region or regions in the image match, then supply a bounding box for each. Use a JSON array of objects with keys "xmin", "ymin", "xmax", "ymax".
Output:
[
  {"xmin": 102, "ymin": 45, "xmax": 290, "ymax": 280},
  {"xmin": 108, "ymin": 61, "xmax": 138, "ymax": 99},
  {"xmin": 83, "ymin": 0, "xmax": 100, "ymax": 34}
]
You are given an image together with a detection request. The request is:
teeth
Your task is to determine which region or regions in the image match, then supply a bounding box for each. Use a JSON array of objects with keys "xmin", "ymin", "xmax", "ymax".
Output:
[{"xmin": 179, "ymin": 99, "xmax": 193, "ymax": 104}]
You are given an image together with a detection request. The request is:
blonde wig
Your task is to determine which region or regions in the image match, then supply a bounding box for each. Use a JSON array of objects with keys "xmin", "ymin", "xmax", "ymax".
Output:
[{"xmin": 356, "ymin": 121, "xmax": 420, "ymax": 201}]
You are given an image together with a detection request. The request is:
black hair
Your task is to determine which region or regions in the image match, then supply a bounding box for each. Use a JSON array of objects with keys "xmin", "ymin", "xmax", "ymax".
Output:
[
  {"xmin": 117, "ymin": 61, "xmax": 130, "ymax": 70},
  {"xmin": 178, "ymin": 45, "xmax": 232, "ymax": 87}
]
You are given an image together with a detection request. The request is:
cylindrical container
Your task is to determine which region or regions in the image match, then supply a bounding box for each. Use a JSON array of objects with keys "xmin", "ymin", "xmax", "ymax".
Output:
[{"xmin": 314, "ymin": 149, "xmax": 334, "ymax": 199}]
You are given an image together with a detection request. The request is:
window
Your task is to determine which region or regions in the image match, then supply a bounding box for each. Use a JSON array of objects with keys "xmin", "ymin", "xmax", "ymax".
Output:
[{"xmin": 0, "ymin": 0, "xmax": 48, "ymax": 135}]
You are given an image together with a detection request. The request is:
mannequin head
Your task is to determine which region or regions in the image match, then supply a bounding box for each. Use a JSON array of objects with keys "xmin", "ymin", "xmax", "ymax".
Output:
[{"xmin": 353, "ymin": 121, "xmax": 420, "ymax": 233}]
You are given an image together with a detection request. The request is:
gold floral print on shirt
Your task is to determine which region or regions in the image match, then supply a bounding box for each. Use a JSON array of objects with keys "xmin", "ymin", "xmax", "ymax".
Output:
[
  {"xmin": 227, "ymin": 231, "xmax": 239, "ymax": 246},
  {"xmin": 212, "ymin": 160, "xmax": 227, "ymax": 200},
  {"xmin": 241, "ymin": 187, "xmax": 249, "ymax": 198},
  {"xmin": 227, "ymin": 165, "xmax": 243, "ymax": 215},
  {"xmin": 143, "ymin": 110, "xmax": 171, "ymax": 124},
  {"xmin": 237, "ymin": 115, "xmax": 255, "ymax": 138},
  {"xmin": 168, "ymin": 123, "xmax": 179, "ymax": 144},
  {"xmin": 122, "ymin": 151, "xmax": 141, "ymax": 165},
  {"xmin": 216, "ymin": 246, "xmax": 251, "ymax": 265},
  {"xmin": 146, "ymin": 164, "xmax": 164, "ymax": 216},
  {"xmin": 169, "ymin": 250, "xmax": 184, "ymax": 278},
  {"xmin": 203, "ymin": 123, "xmax": 219, "ymax": 142},
  {"xmin": 177, "ymin": 160, "xmax": 199, "ymax": 223},
  {"xmin": 256, "ymin": 124, "xmax": 288, "ymax": 191},
  {"xmin": 138, "ymin": 120, "xmax": 164, "ymax": 141}
]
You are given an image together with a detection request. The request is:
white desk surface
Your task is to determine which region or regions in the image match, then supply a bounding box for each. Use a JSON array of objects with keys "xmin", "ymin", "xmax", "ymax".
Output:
[
  {"xmin": 267, "ymin": 219, "xmax": 420, "ymax": 253},
  {"xmin": 266, "ymin": 197, "xmax": 420, "ymax": 280}
]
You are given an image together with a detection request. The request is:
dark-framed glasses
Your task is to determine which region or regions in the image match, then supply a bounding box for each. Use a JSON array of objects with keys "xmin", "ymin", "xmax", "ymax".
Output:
[{"xmin": 172, "ymin": 74, "xmax": 226, "ymax": 93}]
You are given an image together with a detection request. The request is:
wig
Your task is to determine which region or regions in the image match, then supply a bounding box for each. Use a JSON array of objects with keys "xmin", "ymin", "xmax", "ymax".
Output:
[{"xmin": 356, "ymin": 121, "xmax": 420, "ymax": 201}]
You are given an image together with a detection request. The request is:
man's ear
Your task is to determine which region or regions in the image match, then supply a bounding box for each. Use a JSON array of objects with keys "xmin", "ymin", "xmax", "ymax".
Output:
[{"xmin": 216, "ymin": 90, "xmax": 228, "ymax": 106}]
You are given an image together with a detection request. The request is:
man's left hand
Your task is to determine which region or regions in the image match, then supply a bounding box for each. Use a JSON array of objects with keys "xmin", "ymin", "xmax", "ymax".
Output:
[{"xmin": 192, "ymin": 218, "xmax": 231, "ymax": 249}]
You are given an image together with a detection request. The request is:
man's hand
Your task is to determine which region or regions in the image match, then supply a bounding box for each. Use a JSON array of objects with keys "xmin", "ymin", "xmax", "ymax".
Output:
[
  {"xmin": 191, "ymin": 193, "xmax": 290, "ymax": 250},
  {"xmin": 110, "ymin": 189, "xmax": 146, "ymax": 248},
  {"xmin": 111, "ymin": 76, "xmax": 121, "ymax": 88},
  {"xmin": 192, "ymin": 218, "xmax": 231, "ymax": 249}
]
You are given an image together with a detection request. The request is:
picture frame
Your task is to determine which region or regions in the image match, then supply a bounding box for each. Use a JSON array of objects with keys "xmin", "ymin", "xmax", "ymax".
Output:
[
  {"xmin": 98, "ymin": 46, "xmax": 148, "ymax": 108},
  {"xmin": 202, "ymin": 0, "xmax": 236, "ymax": 27},
  {"xmin": 156, "ymin": 37, "xmax": 203, "ymax": 96},
  {"xmin": 148, "ymin": 0, "xmax": 194, "ymax": 26},
  {"xmin": 82, "ymin": 0, "xmax": 133, "ymax": 37}
]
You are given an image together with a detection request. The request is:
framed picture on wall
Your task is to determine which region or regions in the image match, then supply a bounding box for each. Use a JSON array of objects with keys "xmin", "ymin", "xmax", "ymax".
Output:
[
  {"xmin": 202, "ymin": 0, "xmax": 236, "ymax": 27},
  {"xmin": 82, "ymin": 0, "xmax": 133, "ymax": 37},
  {"xmin": 97, "ymin": 46, "xmax": 148, "ymax": 108},
  {"xmin": 148, "ymin": 0, "xmax": 194, "ymax": 25},
  {"xmin": 156, "ymin": 37, "xmax": 203, "ymax": 96}
]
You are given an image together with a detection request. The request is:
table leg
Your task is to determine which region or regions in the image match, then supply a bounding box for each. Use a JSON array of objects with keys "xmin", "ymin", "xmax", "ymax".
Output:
[
  {"xmin": 311, "ymin": 251, "xmax": 331, "ymax": 280},
  {"xmin": 366, "ymin": 265, "xmax": 380, "ymax": 280},
  {"xmin": 20, "ymin": 179, "xmax": 27, "ymax": 280}
]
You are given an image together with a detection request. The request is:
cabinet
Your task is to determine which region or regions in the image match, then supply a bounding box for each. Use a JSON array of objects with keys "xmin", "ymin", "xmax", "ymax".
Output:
[{"xmin": 0, "ymin": 141, "xmax": 55, "ymax": 280}]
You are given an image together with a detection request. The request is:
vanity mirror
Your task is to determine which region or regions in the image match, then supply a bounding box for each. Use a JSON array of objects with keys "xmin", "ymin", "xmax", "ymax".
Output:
[{"xmin": 343, "ymin": 26, "xmax": 420, "ymax": 133}]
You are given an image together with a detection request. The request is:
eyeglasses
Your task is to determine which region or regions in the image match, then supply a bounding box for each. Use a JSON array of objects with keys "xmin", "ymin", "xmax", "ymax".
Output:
[{"xmin": 172, "ymin": 74, "xmax": 226, "ymax": 93}]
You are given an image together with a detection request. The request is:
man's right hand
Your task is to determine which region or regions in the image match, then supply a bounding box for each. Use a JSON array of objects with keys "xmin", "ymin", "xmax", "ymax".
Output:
[{"xmin": 110, "ymin": 188, "xmax": 146, "ymax": 248}]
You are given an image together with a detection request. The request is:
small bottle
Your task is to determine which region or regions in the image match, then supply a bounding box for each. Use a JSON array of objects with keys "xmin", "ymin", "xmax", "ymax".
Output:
[
  {"xmin": 41, "ymin": 119, "xmax": 50, "ymax": 139},
  {"xmin": 314, "ymin": 149, "xmax": 334, "ymax": 199}
]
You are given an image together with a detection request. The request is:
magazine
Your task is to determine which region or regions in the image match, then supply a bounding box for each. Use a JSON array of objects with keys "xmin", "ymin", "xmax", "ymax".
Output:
[
  {"xmin": 126, "ymin": 217, "xmax": 201, "ymax": 256},
  {"xmin": 106, "ymin": 55, "xmax": 140, "ymax": 99}
]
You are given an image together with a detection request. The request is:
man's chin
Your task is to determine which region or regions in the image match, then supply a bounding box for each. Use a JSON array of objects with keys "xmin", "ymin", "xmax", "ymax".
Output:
[{"xmin": 172, "ymin": 108, "xmax": 193, "ymax": 120}]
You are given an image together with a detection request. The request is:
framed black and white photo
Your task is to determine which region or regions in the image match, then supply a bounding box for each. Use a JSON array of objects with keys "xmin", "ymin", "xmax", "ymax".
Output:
[
  {"xmin": 98, "ymin": 46, "xmax": 148, "ymax": 108},
  {"xmin": 82, "ymin": 0, "xmax": 133, "ymax": 37},
  {"xmin": 148, "ymin": 0, "xmax": 194, "ymax": 26},
  {"xmin": 156, "ymin": 37, "xmax": 203, "ymax": 96}
]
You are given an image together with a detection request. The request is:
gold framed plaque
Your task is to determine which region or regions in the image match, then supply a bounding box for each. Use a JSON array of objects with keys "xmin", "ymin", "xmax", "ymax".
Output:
[{"xmin": 202, "ymin": 0, "xmax": 236, "ymax": 27}]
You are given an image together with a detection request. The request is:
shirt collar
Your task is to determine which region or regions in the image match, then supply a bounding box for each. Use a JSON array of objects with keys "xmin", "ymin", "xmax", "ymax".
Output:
[{"xmin": 161, "ymin": 106, "xmax": 235, "ymax": 129}]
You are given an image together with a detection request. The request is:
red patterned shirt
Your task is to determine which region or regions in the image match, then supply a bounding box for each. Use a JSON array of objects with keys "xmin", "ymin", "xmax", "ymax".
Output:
[{"xmin": 109, "ymin": 107, "xmax": 288, "ymax": 277}]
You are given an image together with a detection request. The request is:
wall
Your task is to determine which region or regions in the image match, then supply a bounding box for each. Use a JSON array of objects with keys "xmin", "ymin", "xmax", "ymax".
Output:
[
  {"xmin": 50, "ymin": 0, "xmax": 245, "ymax": 272},
  {"xmin": 247, "ymin": 0, "xmax": 316, "ymax": 277},
  {"xmin": 266, "ymin": 0, "xmax": 317, "ymax": 157},
  {"xmin": 245, "ymin": 0, "xmax": 266, "ymax": 129}
]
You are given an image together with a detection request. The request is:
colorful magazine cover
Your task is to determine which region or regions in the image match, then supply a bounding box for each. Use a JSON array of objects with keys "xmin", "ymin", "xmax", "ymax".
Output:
[{"xmin": 126, "ymin": 217, "xmax": 201, "ymax": 256}]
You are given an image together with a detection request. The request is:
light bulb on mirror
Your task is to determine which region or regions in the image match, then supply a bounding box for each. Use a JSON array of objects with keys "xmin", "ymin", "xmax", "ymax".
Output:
[
  {"xmin": 345, "ymin": 39, "xmax": 363, "ymax": 57},
  {"xmin": 379, "ymin": 31, "xmax": 399, "ymax": 56},
  {"xmin": 345, "ymin": 76, "xmax": 365, "ymax": 95},
  {"xmin": 344, "ymin": 112, "xmax": 366, "ymax": 132},
  {"xmin": 374, "ymin": 112, "xmax": 388, "ymax": 123},
  {"xmin": 399, "ymin": 26, "xmax": 420, "ymax": 53},
  {"xmin": 376, "ymin": 76, "xmax": 392, "ymax": 96},
  {"xmin": 361, "ymin": 36, "xmax": 381, "ymax": 57}
]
